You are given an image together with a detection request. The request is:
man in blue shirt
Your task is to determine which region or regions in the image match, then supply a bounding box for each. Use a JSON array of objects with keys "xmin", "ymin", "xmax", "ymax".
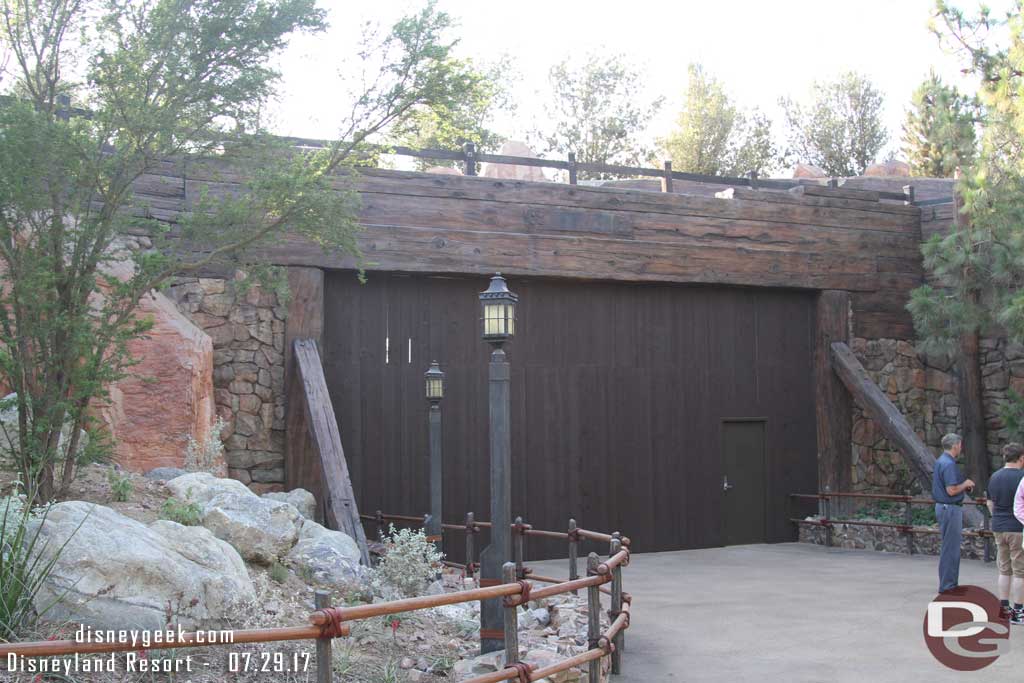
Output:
[{"xmin": 932, "ymin": 433, "xmax": 975, "ymax": 593}]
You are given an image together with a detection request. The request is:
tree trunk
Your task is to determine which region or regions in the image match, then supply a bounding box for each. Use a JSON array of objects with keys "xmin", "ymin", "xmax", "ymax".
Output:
[{"xmin": 958, "ymin": 326, "xmax": 989, "ymax": 492}]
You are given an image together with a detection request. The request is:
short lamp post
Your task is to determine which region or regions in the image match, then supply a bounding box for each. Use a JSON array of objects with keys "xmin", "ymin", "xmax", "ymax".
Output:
[
  {"xmin": 425, "ymin": 362, "xmax": 445, "ymax": 552},
  {"xmin": 477, "ymin": 273, "xmax": 518, "ymax": 655}
]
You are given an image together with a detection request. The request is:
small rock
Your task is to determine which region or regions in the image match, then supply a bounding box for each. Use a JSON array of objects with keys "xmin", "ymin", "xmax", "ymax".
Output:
[
  {"xmin": 144, "ymin": 466, "xmax": 189, "ymax": 481},
  {"xmin": 262, "ymin": 488, "xmax": 317, "ymax": 519},
  {"xmin": 530, "ymin": 607, "xmax": 551, "ymax": 627},
  {"xmin": 400, "ymin": 657, "xmax": 416, "ymax": 670}
]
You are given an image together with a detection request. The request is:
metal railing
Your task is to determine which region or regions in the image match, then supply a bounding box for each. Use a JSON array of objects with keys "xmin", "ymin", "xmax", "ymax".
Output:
[
  {"xmin": 789, "ymin": 489, "xmax": 995, "ymax": 561},
  {"xmin": 0, "ymin": 513, "xmax": 633, "ymax": 683}
]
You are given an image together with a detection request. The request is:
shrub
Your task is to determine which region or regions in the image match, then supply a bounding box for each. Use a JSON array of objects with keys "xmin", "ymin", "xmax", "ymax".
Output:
[
  {"xmin": 107, "ymin": 469, "xmax": 133, "ymax": 503},
  {"xmin": 159, "ymin": 496, "xmax": 203, "ymax": 527},
  {"xmin": 371, "ymin": 525, "xmax": 443, "ymax": 598},
  {"xmin": 0, "ymin": 488, "xmax": 79, "ymax": 640},
  {"xmin": 184, "ymin": 417, "xmax": 226, "ymax": 473},
  {"xmin": 269, "ymin": 562, "xmax": 289, "ymax": 584}
]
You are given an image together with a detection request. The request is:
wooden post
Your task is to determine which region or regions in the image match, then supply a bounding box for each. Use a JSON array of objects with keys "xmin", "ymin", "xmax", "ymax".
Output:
[
  {"xmin": 514, "ymin": 516, "xmax": 526, "ymax": 579},
  {"xmin": 465, "ymin": 512, "xmax": 476, "ymax": 580},
  {"xmin": 376, "ymin": 510, "xmax": 386, "ymax": 541},
  {"xmin": 568, "ymin": 518, "xmax": 579, "ymax": 593},
  {"xmin": 502, "ymin": 562, "xmax": 520, "ymax": 667},
  {"xmin": 586, "ymin": 553, "xmax": 601, "ymax": 683},
  {"xmin": 747, "ymin": 170, "xmax": 759, "ymax": 190},
  {"xmin": 609, "ymin": 535, "xmax": 623, "ymax": 675},
  {"xmin": 828, "ymin": 177, "xmax": 839, "ymax": 189},
  {"xmin": 568, "ymin": 152, "xmax": 578, "ymax": 185},
  {"xmin": 315, "ymin": 590, "xmax": 332, "ymax": 683},
  {"xmin": 463, "ymin": 142, "xmax": 478, "ymax": 176},
  {"xmin": 904, "ymin": 490, "xmax": 914, "ymax": 556},
  {"xmin": 284, "ymin": 268, "xmax": 324, "ymax": 501},
  {"xmin": 823, "ymin": 487, "xmax": 833, "ymax": 548},
  {"xmin": 661, "ymin": 160, "xmax": 674, "ymax": 194},
  {"xmin": 815, "ymin": 291, "xmax": 852, "ymax": 515},
  {"xmin": 903, "ymin": 184, "xmax": 915, "ymax": 205}
]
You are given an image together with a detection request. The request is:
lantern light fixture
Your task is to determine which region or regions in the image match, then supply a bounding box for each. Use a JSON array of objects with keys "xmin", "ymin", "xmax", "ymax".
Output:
[
  {"xmin": 479, "ymin": 273, "xmax": 518, "ymax": 345},
  {"xmin": 425, "ymin": 361, "xmax": 445, "ymax": 401}
]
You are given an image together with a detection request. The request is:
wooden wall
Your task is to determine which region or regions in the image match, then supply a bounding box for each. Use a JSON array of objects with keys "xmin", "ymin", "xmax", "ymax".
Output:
[{"xmin": 132, "ymin": 162, "xmax": 924, "ymax": 340}]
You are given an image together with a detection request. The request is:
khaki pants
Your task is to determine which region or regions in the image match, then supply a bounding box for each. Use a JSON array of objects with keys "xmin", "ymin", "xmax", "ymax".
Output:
[{"xmin": 995, "ymin": 531, "xmax": 1024, "ymax": 578}]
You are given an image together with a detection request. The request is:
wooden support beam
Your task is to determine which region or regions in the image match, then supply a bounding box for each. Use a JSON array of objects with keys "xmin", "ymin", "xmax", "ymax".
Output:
[
  {"xmin": 815, "ymin": 291, "xmax": 852, "ymax": 502},
  {"xmin": 293, "ymin": 338, "xmax": 371, "ymax": 563},
  {"xmin": 284, "ymin": 268, "xmax": 324, "ymax": 505},
  {"xmin": 830, "ymin": 342, "xmax": 983, "ymax": 526}
]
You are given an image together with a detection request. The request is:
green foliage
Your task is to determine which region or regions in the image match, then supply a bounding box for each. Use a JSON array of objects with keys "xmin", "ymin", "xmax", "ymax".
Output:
[
  {"xmin": 269, "ymin": 561, "xmax": 289, "ymax": 584},
  {"xmin": 535, "ymin": 53, "xmax": 663, "ymax": 179},
  {"xmin": 0, "ymin": 0, "xmax": 477, "ymax": 503},
  {"xmin": 853, "ymin": 500, "xmax": 937, "ymax": 527},
  {"xmin": 902, "ymin": 71, "xmax": 979, "ymax": 177},
  {"xmin": 371, "ymin": 524, "xmax": 443, "ymax": 598},
  {"xmin": 391, "ymin": 55, "xmax": 516, "ymax": 169},
  {"xmin": 660, "ymin": 64, "xmax": 780, "ymax": 177},
  {"xmin": 1002, "ymin": 390, "xmax": 1024, "ymax": 442},
  {"xmin": 909, "ymin": 2, "xmax": 1024, "ymax": 352},
  {"xmin": 0, "ymin": 491, "xmax": 79, "ymax": 640},
  {"xmin": 159, "ymin": 496, "xmax": 203, "ymax": 526},
  {"xmin": 781, "ymin": 71, "xmax": 888, "ymax": 176},
  {"xmin": 107, "ymin": 469, "xmax": 133, "ymax": 503}
]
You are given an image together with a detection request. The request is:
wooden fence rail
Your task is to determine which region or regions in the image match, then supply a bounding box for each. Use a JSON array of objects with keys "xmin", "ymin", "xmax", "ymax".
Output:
[{"xmin": 0, "ymin": 516, "xmax": 633, "ymax": 682}]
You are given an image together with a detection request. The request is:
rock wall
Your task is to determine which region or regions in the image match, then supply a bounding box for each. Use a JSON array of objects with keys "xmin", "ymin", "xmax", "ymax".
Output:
[
  {"xmin": 797, "ymin": 519, "xmax": 989, "ymax": 560},
  {"xmin": 168, "ymin": 275, "xmax": 287, "ymax": 492},
  {"xmin": 850, "ymin": 336, "xmax": 1022, "ymax": 493}
]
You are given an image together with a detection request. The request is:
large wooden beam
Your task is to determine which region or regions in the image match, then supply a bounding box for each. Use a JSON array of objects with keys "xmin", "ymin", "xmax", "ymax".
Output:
[
  {"xmin": 830, "ymin": 342, "xmax": 983, "ymax": 526},
  {"xmin": 284, "ymin": 267, "xmax": 324, "ymax": 498},
  {"xmin": 292, "ymin": 338, "xmax": 371, "ymax": 564},
  {"xmin": 815, "ymin": 292, "xmax": 852, "ymax": 499}
]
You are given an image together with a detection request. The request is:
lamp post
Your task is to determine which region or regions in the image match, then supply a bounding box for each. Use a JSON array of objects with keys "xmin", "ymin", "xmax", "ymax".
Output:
[
  {"xmin": 478, "ymin": 273, "xmax": 518, "ymax": 655},
  {"xmin": 425, "ymin": 362, "xmax": 445, "ymax": 552}
]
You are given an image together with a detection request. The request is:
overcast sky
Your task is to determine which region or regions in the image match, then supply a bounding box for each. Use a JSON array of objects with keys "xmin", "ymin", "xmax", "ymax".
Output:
[{"xmin": 267, "ymin": 0, "xmax": 1003, "ymax": 164}]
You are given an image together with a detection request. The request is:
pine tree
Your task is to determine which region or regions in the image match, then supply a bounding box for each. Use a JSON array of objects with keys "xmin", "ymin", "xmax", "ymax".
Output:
[{"xmin": 902, "ymin": 72, "xmax": 978, "ymax": 177}]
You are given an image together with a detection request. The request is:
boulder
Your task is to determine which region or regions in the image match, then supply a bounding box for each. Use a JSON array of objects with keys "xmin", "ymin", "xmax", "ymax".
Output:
[
  {"xmin": 95, "ymin": 286, "xmax": 217, "ymax": 474},
  {"xmin": 31, "ymin": 502, "xmax": 253, "ymax": 630},
  {"xmin": 166, "ymin": 471, "xmax": 254, "ymax": 508},
  {"xmin": 864, "ymin": 160, "xmax": 911, "ymax": 177},
  {"xmin": 201, "ymin": 493, "xmax": 301, "ymax": 564},
  {"xmin": 480, "ymin": 141, "xmax": 547, "ymax": 182},
  {"xmin": 285, "ymin": 519, "xmax": 364, "ymax": 588},
  {"xmin": 263, "ymin": 488, "xmax": 317, "ymax": 519},
  {"xmin": 791, "ymin": 163, "xmax": 827, "ymax": 179},
  {"xmin": 144, "ymin": 466, "xmax": 189, "ymax": 481}
]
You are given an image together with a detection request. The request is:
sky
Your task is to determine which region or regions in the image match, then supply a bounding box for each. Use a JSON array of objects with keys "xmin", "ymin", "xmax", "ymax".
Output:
[{"xmin": 267, "ymin": 0, "xmax": 1005, "ymax": 167}]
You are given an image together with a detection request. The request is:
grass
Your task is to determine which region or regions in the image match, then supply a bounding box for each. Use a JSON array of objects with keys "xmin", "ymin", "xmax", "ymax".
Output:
[{"xmin": 159, "ymin": 497, "xmax": 203, "ymax": 526}]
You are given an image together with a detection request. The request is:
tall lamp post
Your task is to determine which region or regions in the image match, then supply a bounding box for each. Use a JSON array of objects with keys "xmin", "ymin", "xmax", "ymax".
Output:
[
  {"xmin": 478, "ymin": 273, "xmax": 518, "ymax": 655},
  {"xmin": 425, "ymin": 362, "xmax": 445, "ymax": 552}
]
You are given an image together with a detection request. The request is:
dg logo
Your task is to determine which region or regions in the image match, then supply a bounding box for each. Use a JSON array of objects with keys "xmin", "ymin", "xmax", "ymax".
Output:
[{"xmin": 923, "ymin": 585, "xmax": 1010, "ymax": 671}]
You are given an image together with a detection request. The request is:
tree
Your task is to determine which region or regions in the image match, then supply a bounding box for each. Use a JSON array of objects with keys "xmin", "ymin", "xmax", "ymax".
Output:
[
  {"xmin": 908, "ymin": 1, "xmax": 1024, "ymax": 488},
  {"xmin": 0, "ymin": 0, "xmax": 476, "ymax": 502},
  {"xmin": 536, "ymin": 53, "xmax": 662, "ymax": 179},
  {"xmin": 781, "ymin": 72, "xmax": 888, "ymax": 176},
  {"xmin": 391, "ymin": 56, "xmax": 515, "ymax": 170},
  {"xmin": 902, "ymin": 71, "xmax": 978, "ymax": 177},
  {"xmin": 660, "ymin": 64, "xmax": 780, "ymax": 177}
]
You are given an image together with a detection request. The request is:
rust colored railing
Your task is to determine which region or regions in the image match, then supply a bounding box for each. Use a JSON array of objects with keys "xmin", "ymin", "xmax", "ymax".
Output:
[
  {"xmin": 0, "ymin": 514, "xmax": 633, "ymax": 683},
  {"xmin": 789, "ymin": 489, "xmax": 996, "ymax": 561}
]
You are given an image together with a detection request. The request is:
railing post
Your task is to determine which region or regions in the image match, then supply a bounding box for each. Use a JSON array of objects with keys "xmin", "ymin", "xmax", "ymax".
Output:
[
  {"xmin": 661, "ymin": 160, "xmax": 673, "ymax": 193},
  {"xmin": 903, "ymin": 184, "xmax": 915, "ymax": 205},
  {"xmin": 823, "ymin": 486, "xmax": 833, "ymax": 548},
  {"xmin": 610, "ymin": 534, "xmax": 624, "ymax": 675},
  {"xmin": 514, "ymin": 516, "xmax": 526, "ymax": 579},
  {"xmin": 465, "ymin": 512, "xmax": 476, "ymax": 580},
  {"xmin": 904, "ymin": 490, "xmax": 914, "ymax": 556},
  {"xmin": 502, "ymin": 562, "xmax": 520, "ymax": 667},
  {"xmin": 376, "ymin": 510, "xmax": 385, "ymax": 541},
  {"xmin": 828, "ymin": 177, "xmax": 839, "ymax": 189},
  {"xmin": 568, "ymin": 518, "xmax": 579, "ymax": 594},
  {"xmin": 747, "ymin": 170, "xmax": 759, "ymax": 190},
  {"xmin": 983, "ymin": 499, "xmax": 994, "ymax": 563},
  {"xmin": 315, "ymin": 590, "xmax": 333, "ymax": 683},
  {"xmin": 463, "ymin": 142, "xmax": 478, "ymax": 176},
  {"xmin": 587, "ymin": 552, "xmax": 602, "ymax": 683},
  {"xmin": 568, "ymin": 152, "xmax": 578, "ymax": 185}
]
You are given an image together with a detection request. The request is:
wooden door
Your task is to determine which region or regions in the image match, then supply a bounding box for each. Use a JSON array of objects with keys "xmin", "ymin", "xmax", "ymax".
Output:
[{"xmin": 721, "ymin": 419, "xmax": 768, "ymax": 546}]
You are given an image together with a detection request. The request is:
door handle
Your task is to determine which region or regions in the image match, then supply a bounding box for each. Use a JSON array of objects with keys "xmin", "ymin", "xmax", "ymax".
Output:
[{"xmin": 723, "ymin": 475, "xmax": 734, "ymax": 492}]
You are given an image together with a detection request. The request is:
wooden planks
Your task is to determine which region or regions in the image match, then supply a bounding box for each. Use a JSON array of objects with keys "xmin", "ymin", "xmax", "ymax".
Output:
[
  {"xmin": 293, "ymin": 338, "xmax": 371, "ymax": 564},
  {"xmin": 815, "ymin": 292, "xmax": 853, "ymax": 500}
]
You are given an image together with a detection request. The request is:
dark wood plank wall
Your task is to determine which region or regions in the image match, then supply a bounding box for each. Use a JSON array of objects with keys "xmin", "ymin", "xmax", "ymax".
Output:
[
  {"xmin": 323, "ymin": 273, "xmax": 818, "ymax": 558},
  {"xmin": 130, "ymin": 162, "xmax": 923, "ymax": 341}
]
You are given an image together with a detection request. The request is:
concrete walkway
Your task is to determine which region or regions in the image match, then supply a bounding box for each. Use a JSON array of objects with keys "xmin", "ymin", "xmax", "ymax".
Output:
[{"xmin": 533, "ymin": 543, "xmax": 1024, "ymax": 682}]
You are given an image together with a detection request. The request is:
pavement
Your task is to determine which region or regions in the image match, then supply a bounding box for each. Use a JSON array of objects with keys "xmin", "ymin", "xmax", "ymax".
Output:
[{"xmin": 530, "ymin": 542, "xmax": 1024, "ymax": 682}]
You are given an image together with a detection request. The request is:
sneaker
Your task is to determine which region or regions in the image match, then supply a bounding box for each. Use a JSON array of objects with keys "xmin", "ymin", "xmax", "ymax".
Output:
[
  {"xmin": 1012, "ymin": 608, "xmax": 1024, "ymax": 626},
  {"xmin": 1001, "ymin": 605, "xmax": 1014, "ymax": 621}
]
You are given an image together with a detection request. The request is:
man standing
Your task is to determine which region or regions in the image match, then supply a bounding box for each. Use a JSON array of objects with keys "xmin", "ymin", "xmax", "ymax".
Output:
[
  {"xmin": 932, "ymin": 433, "xmax": 975, "ymax": 593},
  {"xmin": 990, "ymin": 443, "xmax": 1024, "ymax": 623}
]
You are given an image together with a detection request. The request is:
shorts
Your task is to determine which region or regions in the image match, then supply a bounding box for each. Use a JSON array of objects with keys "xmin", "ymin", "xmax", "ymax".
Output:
[{"xmin": 995, "ymin": 531, "xmax": 1024, "ymax": 578}]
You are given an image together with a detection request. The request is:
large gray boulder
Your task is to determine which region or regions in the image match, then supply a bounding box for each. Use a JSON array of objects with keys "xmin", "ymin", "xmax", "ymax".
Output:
[
  {"xmin": 31, "ymin": 502, "xmax": 254, "ymax": 630},
  {"xmin": 165, "ymin": 471, "xmax": 254, "ymax": 508},
  {"xmin": 262, "ymin": 488, "xmax": 317, "ymax": 520},
  {"xmin": 202, "ymin": 493, "xmax": 302, "ymax": 564},
  {"xmin": 285, "ymin": 520, "xmax": 363, "ymax": 587}
]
